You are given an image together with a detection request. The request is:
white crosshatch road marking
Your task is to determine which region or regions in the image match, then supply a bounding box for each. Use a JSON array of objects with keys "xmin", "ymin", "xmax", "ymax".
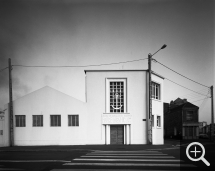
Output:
[
  {"xmin": 81, "ymin": 155, "xmax": 174, "ymax": 158},
  {"xmin": 65, "ymin": 150, "xmax": 196, "ymax": 168},
  {"xmin": 86, "ymin": 153, "xmax": 168, "ymax": 155},
  {"xmin": 64, "ymin": 163, "xmax": 196, "ymax": 167},
  {"xmin": 91, "ymin": 150, "xmax": 161, "ymax": 153},
  {"xmin": 73, "ymin": 158, "xmax": 182, "ymax": 162}
]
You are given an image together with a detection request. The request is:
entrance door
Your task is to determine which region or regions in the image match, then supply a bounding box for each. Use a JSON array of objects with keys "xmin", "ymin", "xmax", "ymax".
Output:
[{"xmin": 110, "ymin": 125, "xmax": 124, "ymax": 144}]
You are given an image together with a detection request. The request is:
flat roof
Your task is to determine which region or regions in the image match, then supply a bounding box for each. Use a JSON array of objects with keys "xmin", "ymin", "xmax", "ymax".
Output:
[
  {"xmin": 84, "ymin": 70, "xmax": 164, "ymax": 79},
  {"xmin": 84, "ymin": 70, "xmax": 147, "ymax": 74}
]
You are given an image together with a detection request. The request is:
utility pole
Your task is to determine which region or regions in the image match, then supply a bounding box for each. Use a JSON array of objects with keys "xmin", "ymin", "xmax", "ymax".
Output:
[
  {"xmin": 211, "ymin": 86, "xmax": 214, "ymax": 141},
  {"xmin": 147, "ymin": 44, "xmax": 167, "ymax": 145},
  {"xmin": 8, "ymin": 58, "xmax": 13, "ymax": 147},
  {"xmin": 148, "ymin": 53, "xmax": 152, "ymax": 144}
]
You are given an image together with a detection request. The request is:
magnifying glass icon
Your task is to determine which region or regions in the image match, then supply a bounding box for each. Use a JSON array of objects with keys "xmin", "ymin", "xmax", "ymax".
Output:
[{"xmin": 186, "ymin": 142, "xmax": 210, "ymax": 166}]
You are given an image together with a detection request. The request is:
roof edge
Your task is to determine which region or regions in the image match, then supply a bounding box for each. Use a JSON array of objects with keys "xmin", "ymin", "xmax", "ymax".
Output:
[
  {"xmin": 152, "ymin": 71, "xmax": 165, "ymax": 79},
  {"xmin": 84, "ymin": 70, "xmax": 148, "ymax": 74}
]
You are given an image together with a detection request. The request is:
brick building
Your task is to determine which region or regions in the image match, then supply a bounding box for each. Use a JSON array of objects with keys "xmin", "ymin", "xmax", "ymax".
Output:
[{"xmin": 164, "ymin": 98, "xmax": 199, "ymax": 139}]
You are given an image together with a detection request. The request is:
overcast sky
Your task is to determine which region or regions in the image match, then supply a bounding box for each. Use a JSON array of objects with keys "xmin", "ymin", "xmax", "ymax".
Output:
[{"xmin": 0, "ymin": 0, "xmax": 214, "ymax": 123}]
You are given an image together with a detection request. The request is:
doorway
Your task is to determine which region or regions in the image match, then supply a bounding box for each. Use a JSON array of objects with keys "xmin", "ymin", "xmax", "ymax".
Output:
[{"xmin": 110, "ymin": 125, "xmax": 124, "ymax": 144}]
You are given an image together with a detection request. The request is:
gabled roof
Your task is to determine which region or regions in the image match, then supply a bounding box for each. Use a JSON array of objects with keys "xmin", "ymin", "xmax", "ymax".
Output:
[
  {"xmin": 169, "ymin": 102, "xmax": 199, "ymax": 112},
  {"xmin": 13, "ymin": 86, "xmax": 84, "ymax": 103}
]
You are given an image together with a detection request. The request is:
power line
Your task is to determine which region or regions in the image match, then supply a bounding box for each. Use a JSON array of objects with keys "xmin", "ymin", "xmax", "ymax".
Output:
[
  {"xmin": 0, "ymin": 67, "xmax": 8, "ymax": 72},
  {"xmin": 164, "ymin": 89, "xmax": 210, "ymax": 102},
  {"xmin": 190, "ymin": 97, "xmax": 210, "ymax": 103},
  {"xmin": 199, "ymin": 89, "xmax": 210, "ymax": 109},
  {"xmin": 155, "ymin": 60, "xmax": 210, "ymax": 88},
  {"xmin": 165, "ymin": 77, "xmax": 211, "ymax": 98},
  {"xmin": 13, "ymin": 58, "xmax": 148, "ymax": 68}
]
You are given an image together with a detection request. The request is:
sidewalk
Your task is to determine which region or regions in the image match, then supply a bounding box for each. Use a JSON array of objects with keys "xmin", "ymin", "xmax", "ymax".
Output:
[{"xmin": 0, "ymin": 139, "xmax": 213, "ymax": 152}]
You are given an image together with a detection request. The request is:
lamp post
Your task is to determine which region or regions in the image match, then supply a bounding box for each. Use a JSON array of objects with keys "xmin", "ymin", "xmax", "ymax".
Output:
[{"xmin": 148, "ymin": 44, "xmax": 167, "ymax": 144}]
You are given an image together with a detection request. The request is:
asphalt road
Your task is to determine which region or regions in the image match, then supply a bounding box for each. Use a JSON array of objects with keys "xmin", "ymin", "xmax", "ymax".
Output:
[{"xmin": 0, "ymin": 140, "xmax": 214, "ymax": 171}]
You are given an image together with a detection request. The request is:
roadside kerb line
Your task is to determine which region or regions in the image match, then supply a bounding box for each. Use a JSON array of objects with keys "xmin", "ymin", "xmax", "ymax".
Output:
[
  {"xmin": 64, "ymin": 163, "xmax": 196, "ymax": 167},
  {"xmin": 145, "ymin": 147, "xmax": 180, "ymax": 151},
  {"xmin": 0, "ymin": 168, "xmax": 24, "ymax": 170},
  {"xmin": 73, "ymin": 158, "xmax": 182, "ymax": 162},
  {"xmin": 86, "ymin": 153, "xmax": 168, "ymax": 155},
  {"xmin": 91, "ymin": 151, "xmax": 161, "ymax": 153},
  {"xmin": 81, "ymin": 156, "xmax": 175, "ymax": 158},
  {"xmin": 0, "ymin": 160, "xmax": 71, "ymax": 163},
  {"xmin": 50, "ymin": 169, "xmax": 183, "ymax": 171}
]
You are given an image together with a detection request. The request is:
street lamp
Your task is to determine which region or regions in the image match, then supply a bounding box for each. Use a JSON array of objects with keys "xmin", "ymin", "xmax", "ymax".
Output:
[{"xmin": 148, "ymin": 44, "xmax": 167, "ymax": 144}]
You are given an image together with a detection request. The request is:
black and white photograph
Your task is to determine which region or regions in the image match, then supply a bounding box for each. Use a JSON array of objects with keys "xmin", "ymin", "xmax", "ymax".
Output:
[{"xmin": 0, "ymin": 0, "xmax": 214, "ymax": 170}]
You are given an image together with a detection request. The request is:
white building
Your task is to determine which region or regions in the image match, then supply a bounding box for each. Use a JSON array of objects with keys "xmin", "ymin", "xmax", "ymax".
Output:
[{"xmin": 0, "ymin": 70, "xmax": 164, "ymax": 146}]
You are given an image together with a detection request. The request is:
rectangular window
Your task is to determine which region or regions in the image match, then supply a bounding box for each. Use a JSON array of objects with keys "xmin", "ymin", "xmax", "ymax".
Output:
[
  {"xmin": 15, "ymin": 115, "xmax": 26, "ymax": 127},
  {"xmin": 0, "ymin": 130, "xmax": 3, "ymax": 135},
  {"xmin": 157, "ymin": 115, "xmax": 161, "ymax": 127},
  {"xmin": 186, "ymin": 111, "xmax": 193, "ymax": 121},
  {"xmin": 33, "ymin": 115, "xmax": 43, "ymax": 127},
  {"xmin": 68, "ymin": 115, "xmax": 79, "ymax": 126},
  {"xmin": 152, "ymin": 82, "xmax": 160, "ymax": 100},
  {"xmin": 110, "ymin": 81, "xmax": 124, "ymax": 113},
  {"xmin": 152, "ymin": 115, "xmax": 154, "ymax": 127},
  {"xmin": 50, "ymin": 115, "xmax": 61, "ymax": 127}
]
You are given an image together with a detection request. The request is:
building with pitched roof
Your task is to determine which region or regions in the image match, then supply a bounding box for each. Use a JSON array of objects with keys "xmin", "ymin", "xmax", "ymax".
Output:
[
  {"xmin": 164, "ymin": 98, "xmax": 199, "ymax": 139},
  {"xmin": 1, "ymin": 70, "xmax": 164, "ymax": 146}
]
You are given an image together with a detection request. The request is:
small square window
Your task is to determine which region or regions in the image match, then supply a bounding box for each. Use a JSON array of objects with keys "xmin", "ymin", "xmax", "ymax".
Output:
[
  {"xmin": 157, "ymin": 115, "xmax": 161, "ymax": 127},
  {"xmin": 68, "ymin": 115, "xmax": 79, "ymax": 126},
  {"xmin": 33, "ymin": 115, "xmax": 43, "ymax": 127},
  {"xmin": 50, "ymin": 115, "xmax": 61, "ymax": 127},
  {"xmin": 15, "ymin": 115, "xmax": 26, "ymax": 127}
]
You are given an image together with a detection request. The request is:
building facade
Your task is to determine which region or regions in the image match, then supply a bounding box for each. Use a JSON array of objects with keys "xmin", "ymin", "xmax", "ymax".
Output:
[
  {"xmin": 0, "ymin": 70, "xmax": 164, "ymax": 146},
  {"xmin": 164, "ymin": 98, "xmax": 199, "ymax": 140}
]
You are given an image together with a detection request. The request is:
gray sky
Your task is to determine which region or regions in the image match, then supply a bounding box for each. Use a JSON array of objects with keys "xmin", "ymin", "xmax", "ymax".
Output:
[{"xmin": 0, "ymin": 0, "xmax": 214, "ymax": 123}]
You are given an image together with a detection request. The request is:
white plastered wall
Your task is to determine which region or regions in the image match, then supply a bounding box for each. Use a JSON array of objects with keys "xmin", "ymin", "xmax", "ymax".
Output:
[
  {"xmin": 151, "ymin": 74, "xmax": 164, "ymax": 145},
  {"xmin": 86, "ymin": 71, "xmax": 147, "ymax": 144},
  {"xmin": 12, "ymin": 86, "xmax": 88, "ymax": 146}
]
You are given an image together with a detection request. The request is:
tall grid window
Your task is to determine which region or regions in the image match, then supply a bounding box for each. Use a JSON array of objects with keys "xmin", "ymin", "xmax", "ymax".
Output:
[
  {"xmin": 50, "ymin": 115, "xmax": 61, "ymax": 127},
  {"xmin": 68, "ymin": 115, "xmax": 79, "ymax": 126},
  {"xmin": 15, "ymin": 115, "xmax": 26, "ymax": 127},
  {"xmin": 110, "ymin": 81, "xmax": 124, "ymax": 113},
  {"xmin": 33, "ymin": 115, "xmax": 43, "ymax": 127},
  {"xmin": 152, "ymin": 82, "xmax": 160, "ymax": 100}
]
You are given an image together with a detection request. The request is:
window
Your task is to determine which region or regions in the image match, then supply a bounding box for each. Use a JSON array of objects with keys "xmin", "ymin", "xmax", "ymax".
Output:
[
  {"xmin": 33, "ymin": 115, "xmax": 43, "ymax": 127},
  {"xmin": 152, "ymin": 115, "xmax": 154, "ymax": 127},
  {"xmin": 110, "ymin": 81, "xmax": 125, "ymax": 113},
  {"xmin": 50, "ymin": 115, "xmax": 61, "ymax": 127},
  {"xmin": 68, "ymin": 115, "xmax": 79, "ymax": 126},
  {"xmin": 0, "ymin": 130, "xmax": 3, "ymax": 135},
  {"xmin": 152, "ymin": 82, "xmax": 160, "ymax": 100},
  {"xmin": 15, "ymin": 115, "xmax": 26, "ymax": 127},
  {"xmin": 186, "ymin": 111, "xmax": 193, "ymax": 121},
  {"xmin": 157, "ymin": 115, "xmax": 161, "ymax": 127}
]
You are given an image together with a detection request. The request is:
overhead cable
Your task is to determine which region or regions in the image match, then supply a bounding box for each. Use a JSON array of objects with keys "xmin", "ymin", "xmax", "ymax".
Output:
[
  {"xmin": 190, "ymin": 97, "xmax": 210, "ymax": 103},
  {"xmin": 155, "ymin": 60, "xmax": 210, "ymax": 88},
  {"xmin": 13, "ymin": 58, "xmax": 148, "ymax": 68},
  {"xmin": 0, "ymin": 67, "xmax": 8, "ymax": 72},
  {"xmin": 165, "ymin": 77, "xmax": 211, "ymax": 98}
]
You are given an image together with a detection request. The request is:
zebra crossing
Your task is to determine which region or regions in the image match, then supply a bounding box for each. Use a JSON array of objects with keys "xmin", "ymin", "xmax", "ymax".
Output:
[{"xmin": 62, "ymin": 150, "xmax": 196, "ymax": 170}]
